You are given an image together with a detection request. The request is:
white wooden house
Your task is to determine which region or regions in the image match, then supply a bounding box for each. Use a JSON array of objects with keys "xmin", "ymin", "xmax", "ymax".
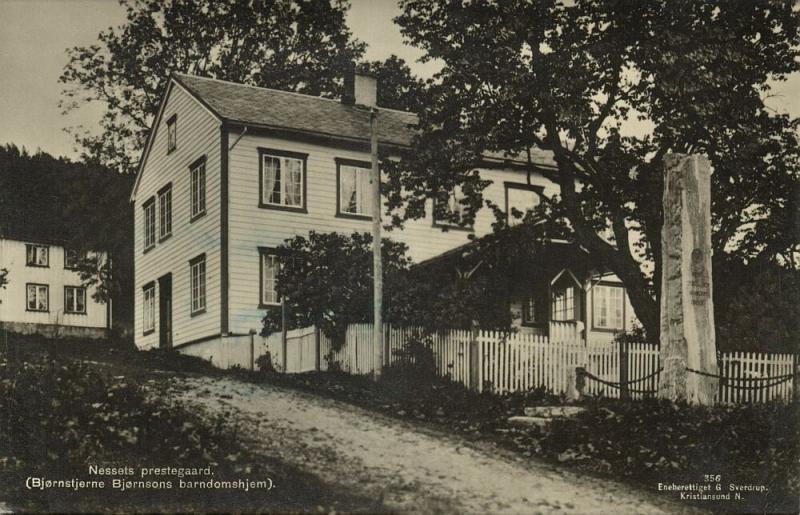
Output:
[
  {"xmin": 130, "ymin": 72, "xmax": 637, "ymax": 351},
  {"xmin": 0, "ymin": 237, "xmax": 109, "ymax": 338}
]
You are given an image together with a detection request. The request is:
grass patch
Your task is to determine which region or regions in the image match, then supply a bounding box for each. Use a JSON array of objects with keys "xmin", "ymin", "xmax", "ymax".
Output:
[{"xmin": 0, "ymin": 338, "xmax": 379, "ymax": 513}]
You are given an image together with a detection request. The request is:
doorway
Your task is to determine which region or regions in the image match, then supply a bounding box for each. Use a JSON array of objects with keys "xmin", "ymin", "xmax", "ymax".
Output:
[{"xmin": 158, "ymin": 273, "xmax": 172, "ymax": 348}]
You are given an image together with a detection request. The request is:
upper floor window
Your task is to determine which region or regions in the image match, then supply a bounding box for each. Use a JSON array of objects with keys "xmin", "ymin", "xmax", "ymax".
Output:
[
  {"xmin": 166, "ymin": 114, "xmax": 177, "ymax": 153},
  {"xmin": 64, "ymin": 248, "xmax": 86, "ymax": 269},
  {"xmin": 158, "ymin": 183, "xmax": 172, "ymax": 241},
  {"xmin": 190, "ymin": 254, "xmax": 206, "ymax": 315},
  {"xmin": 505, "ymin": 183, "xmax": 543, "ymax": 226},
  {"xmin": 143, "ymin": 197, "xmax": 156, "ymax": 251},
  {"xmin": 434, "ymin": 185, "xmax": 471, "ymax": 229},
  {"xmin": 26, "ymin": 244, "xmax": 49, "ymax": 267},
  {"xmin": 593, "ymin": 284, "xmax": 624, "ymax": 330},
  {"xmin": 190, "ymin": 156, "xmax": 206, "ymax": 220},
  {"xmin": 259, "ymin": 248, "xmax": 279, "ymax": 307},
  {"xmin": 336, "ymin": 158, "xmax": 372, "ymax": 218},
  {"xmin": 26, "ymin": 283, "xmax": 49, "ymax": 312},
  {"xmin": 65, "ymin": 286, "xmax": 87, "ymax": 314},
  {"xmin": 143, "ymin": 282, "xmax": 155, "ymax": 334},
  {"xmin": 259, "ymin": 148, "xmax": 306, "ymax": 211}
]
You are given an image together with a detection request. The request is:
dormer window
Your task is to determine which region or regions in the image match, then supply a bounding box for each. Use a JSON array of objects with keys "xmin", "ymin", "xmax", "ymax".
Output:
[{"xmin": 167, "ymin": 114, "xmax": 177, "ymax": 153}]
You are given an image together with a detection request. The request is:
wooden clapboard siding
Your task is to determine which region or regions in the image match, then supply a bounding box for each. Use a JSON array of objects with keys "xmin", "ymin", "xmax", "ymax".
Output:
[
  {"xmin": 226, "ymin": 131, "xmax": 558, "ymax": 334},
  {"xmin": 133, "ymin": 83, "xmax": 222, "ymax": 349},
  {"xmin": 0, "ymin": 238, "xmax": 107, "ymax": 328}
]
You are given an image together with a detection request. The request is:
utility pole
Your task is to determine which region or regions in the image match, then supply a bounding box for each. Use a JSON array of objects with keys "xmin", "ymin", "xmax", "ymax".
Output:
[{"xmin": 370, "ymin": 107, "xmax": 383, "ymax": 379}]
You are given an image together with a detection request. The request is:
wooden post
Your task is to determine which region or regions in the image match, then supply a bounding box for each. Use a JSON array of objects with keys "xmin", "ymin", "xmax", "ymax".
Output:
[
  {"xmin": 249, "ymin": 329, "xmax": 256, "ymax": 371},
  {"xmin": 315, "ymin": 325, "xmax": 321, "ymax": 371},
  {"xmin": 793, "ymin": 353, "xmax": 799, "ymax": 402},
  {"xmin": 658, "ymin": 154, "xmax": 718, "ymax": 404},
  {"xmin": 468, "ymin": 321, "xmax": 480, "ymax": 391},
  {"xmin": 281, "ymin": 299, "xmax": 288, "ymax": 373},
  {"xmin": 619, "ymin": 339, "xmax": 630, "ymax": 399},
  {"xmin": 370, "ymin": 108, "xmax": 383, "ymax": 379}
]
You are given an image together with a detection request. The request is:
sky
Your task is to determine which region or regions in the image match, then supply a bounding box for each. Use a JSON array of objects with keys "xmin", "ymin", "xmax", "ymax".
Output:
[{"xmin": 0, "ymin": 0, "xmax": 798, "ymax": 161}]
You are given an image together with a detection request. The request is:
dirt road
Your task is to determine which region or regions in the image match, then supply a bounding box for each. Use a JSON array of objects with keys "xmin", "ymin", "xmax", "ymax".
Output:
[{"xmin": 164, "ymin": 375, "xmax": 697, "ymax": 514}]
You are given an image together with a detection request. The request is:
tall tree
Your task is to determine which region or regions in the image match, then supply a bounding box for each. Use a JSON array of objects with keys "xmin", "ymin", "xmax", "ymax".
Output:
[
  {"xmin": 391, "ymin": 0, "xmax": 800, "ymax": 341},
  {"xmin": 60, "ymin": 0, "xmax": 367, "ymax": 174}
]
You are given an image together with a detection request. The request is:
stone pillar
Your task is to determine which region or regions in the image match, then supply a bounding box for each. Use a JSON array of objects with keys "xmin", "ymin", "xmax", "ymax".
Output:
[{"xmin": 658, "ymin": 154, "xmax": 718, "ymax": 404}]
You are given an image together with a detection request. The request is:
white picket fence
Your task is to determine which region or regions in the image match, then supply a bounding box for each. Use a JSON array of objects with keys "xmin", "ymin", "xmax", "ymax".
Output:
[{"xmin": 182, "ymin": 324, "xmax": 796, "ymax": 404}]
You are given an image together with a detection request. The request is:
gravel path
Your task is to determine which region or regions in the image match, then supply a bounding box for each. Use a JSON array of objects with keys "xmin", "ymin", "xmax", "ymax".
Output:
[{"xmin": 167, "ymin": 375, "xmax": 698, "ymax": 514}]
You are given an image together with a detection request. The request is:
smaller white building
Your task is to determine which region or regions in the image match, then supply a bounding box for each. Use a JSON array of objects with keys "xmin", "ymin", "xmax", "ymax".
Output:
[{"xmin": 0, "ymin": 237, "xmax": 109, "ymax": 338}]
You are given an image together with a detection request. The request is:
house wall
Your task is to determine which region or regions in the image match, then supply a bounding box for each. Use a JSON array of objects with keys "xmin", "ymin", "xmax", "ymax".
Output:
[
  {"xmin": 133, "ymin": 84, "xmax": 222, "ymax": 350},
  {"xmin": 585, "ymin": 274, "xmax": 640, "ymax": 343},
  {"xmin": 0, "ymin": 239, "xmax": 107, "ymax": 331},
  {"xmin": 226, "ymin": 131, "xmax": 559, "ymax": 334}
]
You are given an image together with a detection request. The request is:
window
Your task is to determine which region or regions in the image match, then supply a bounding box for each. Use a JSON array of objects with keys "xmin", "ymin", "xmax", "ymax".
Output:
[
  {"xmin": 64, "ymin": 248, "xmax": 86, "ymax": 269},
  {"xmin": 167, "ymin": 114, "xmax": 177, "ymax": 153},
  {"xmin": 551, "ymin": 286, "xmax": 576, "ymax": 322},
  {"xmin": 434, "ymin": 185, "xmax": 472, "ymax": 228},
  {"xmin": 190, "ymin": 156, "xmax": 206, "ymax": 220},
  {"xmin": 190, "ymin": 254, "xmax": 206, "ymax": 315},
  {"xmin": 259, "ymin": 248, "xmax": 279, "ymax": 306},
  {"xmin": 25, "ymin": 244, "xmax": 49, "ymax": 267},
  {"xmin": 65, "ymin": 286, "xmax": 86, "ymax": 314},
  {"xmin": 259, "ymin": 148, "xmax": 306, "ymax": 210},
  {"xmin": 158, "ymin": 183, "xmax": 172, "ymax": 240},
  {"xmin": 505, "ymin": 183, "xmax": 543, "ymax": 226},
  {"xmin": 143, "ymin": 283, "xmax": 155, "ymax": 334},
  {"xmin": 143, "ymin": 197, "xmax": 156, "ymax": 251},
  {"xmin": 336, "ymin": 158, "xmax": 372, "ymax": 218},
  {"xmin": 26, "ymin": 283, "xmax": 49, "ymax": 312},
  {"xmin": 522, "ymin": 295, "xmax": 544, "ymax": 325},
  {"xmin": 593, "ymin": 284, "xmax": 625, "ymax": 330}
]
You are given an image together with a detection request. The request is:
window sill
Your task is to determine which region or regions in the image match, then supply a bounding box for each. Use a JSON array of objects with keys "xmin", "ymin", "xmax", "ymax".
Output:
[
  {"xmin": 143, "ymin": 329, "xmax": 155, "ymax": 336},
  {"xmin": 189, "ymin": 211, "xmax": 207, "ymax": 224},
  {"xmin": 159, "ymin": 233, "xmax": 172, "ymax": 244},
  {"xmin": 258, "ymin": 203, "xmax": 307, "ymax": 214},
  {"xmin": 65, "ymin": 311, "xmax": 87, "ymax": 316},
  {"xmin": 190, "ymin": 308, "xmax": 207, "ymax": 318},
  {"xmin": 167, "ymin": 147, "xmax": 176, "ymax": 155},
  {"xmin": 143, "ymin": 244, "xmax": 156, "ymax": 255},
  {"xmin": 258, "ymin": 303, "xmax": 281, "ymax": 310},
  {"xmin": 336, "ymin": 211, "xmax": 372, "ymax": 221},
  {"xmin": 25, "ymin": 263, "xmax": 49, "ymax": 268},
  {"xmin": 25, "ymin": 308, "xmax": 49, "ymax": 313},
  {"xmin": 432, "ymin": 221, "xmax": 474, "ymax": 232}
]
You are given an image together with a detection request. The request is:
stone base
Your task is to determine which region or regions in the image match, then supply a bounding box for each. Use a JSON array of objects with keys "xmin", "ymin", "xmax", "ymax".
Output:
[{"xmin": 0, "ymin": 321, "xmax": 109, "ymax": 340}]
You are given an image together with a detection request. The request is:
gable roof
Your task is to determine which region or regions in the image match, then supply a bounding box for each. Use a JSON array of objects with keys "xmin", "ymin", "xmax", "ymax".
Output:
[{"xmin": 132, "ymin": 72, "xmax": 557, "ymax": 201}]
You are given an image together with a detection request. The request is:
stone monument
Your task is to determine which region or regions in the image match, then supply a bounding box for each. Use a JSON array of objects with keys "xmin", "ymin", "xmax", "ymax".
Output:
[{"xmin": 658, "ymin": 154, "xmax": 718, "ymax": 404}]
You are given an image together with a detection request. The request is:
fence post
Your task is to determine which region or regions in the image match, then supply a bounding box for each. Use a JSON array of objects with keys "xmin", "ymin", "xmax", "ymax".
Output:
[
  {"xmin": 794, "ymin": 353, "xmax": 799, "ymax": 402},
  {"xmin": 249, "ymin": 329, "xmax": 256, "ymax": 371},
  {"xmin": 281, "ymin": 300, "xmax": 288, "ymax": 373},
  {"xmin": 469, "ymin": 321, "xmax": 480, "ymax": 392},
  {"xmin": 575, "ymin": 366, "xmax": 586, "ymax": 399},
  {"xmin": 314, "ymin": 325, "xmax": 321, "ymax": 371},
  {"xmin": 619, "ymin": 339, "xmax": 630, "ymax": 399}
]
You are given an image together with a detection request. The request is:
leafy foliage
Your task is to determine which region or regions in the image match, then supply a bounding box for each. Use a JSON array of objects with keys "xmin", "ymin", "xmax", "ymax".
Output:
[
  {"xmin": 392, "ymin": 0, "xmax": 800, "ymax": 341},
  {"xmin": 261, "ymin": 231, "xmax": 412, "ymax": 346}
]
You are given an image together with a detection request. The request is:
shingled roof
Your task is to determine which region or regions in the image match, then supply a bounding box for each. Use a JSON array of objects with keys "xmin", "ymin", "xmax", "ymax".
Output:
[{"xmin": 173, "ymin": 73, "xmax": 418, "ymax": 148}]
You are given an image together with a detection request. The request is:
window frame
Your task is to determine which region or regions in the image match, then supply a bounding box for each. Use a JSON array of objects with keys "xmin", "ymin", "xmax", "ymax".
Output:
[
  {"xmin": 189, "ymin": 253, "xmax": 207, "ymax": 317},
  {"xmin": 432, "ymin": 184, "xmax": 474, "ymax": 232},
  {"xmin": 142, "ymin": 282, "xmax": 155, "ymax": 335},
  {"xmin": 504, "ymin": 182, "xmax": 544, "ymax": 226},
  {"xmin": 258, "ymin": 247, "xmax": 280, "ymax": 308},
  {"xmin": 64, "ymin": 285, "xmax": 87, "ymax": 315},
  {"xmin": 143, "ymin": 196, "xmax": 156, "ymax": 253},
  {"xmin": 551, "ymin": 284, "xmax": 577, "ymax": 322},
  {"xmin": 25, "ymin": 244, "xmax": 49, "ymax": 268},
  {"xmin": 335, "ymin": 157, "xmax": 373, "ymax": 220},
  {"xmin": 189, "ymin": 155, "xmax": 207, "ymax": 222},
  {"xmin": 158, "ymin": 182, "xmax": 173, "ymax": 242},
  {"xmin": 26, "ymin": 283, "xmax": 49, "ymax": 312},
  {"xmin": 592, "ymin": 282, "xmax": 626, "ymax": 332},
  {"xmin": 64, "ymin": 248, "xmax": 86, "ymax": 270},
  {"xmin": 166, "ymin": 114, "xmax": 177, "ymax": 154},
  {"xmin": 258, "ymin": 147, "xmax": 308, "ymax": 213},
  {"xmin": 522, "ymin": 292, "xmax": 546, "ymax": 327}
]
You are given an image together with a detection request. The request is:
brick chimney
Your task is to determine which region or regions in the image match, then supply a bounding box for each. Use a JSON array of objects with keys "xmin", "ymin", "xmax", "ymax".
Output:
[{"xmin": 342, "ymin": 66, "xmax": 377, "ymax": 108}]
